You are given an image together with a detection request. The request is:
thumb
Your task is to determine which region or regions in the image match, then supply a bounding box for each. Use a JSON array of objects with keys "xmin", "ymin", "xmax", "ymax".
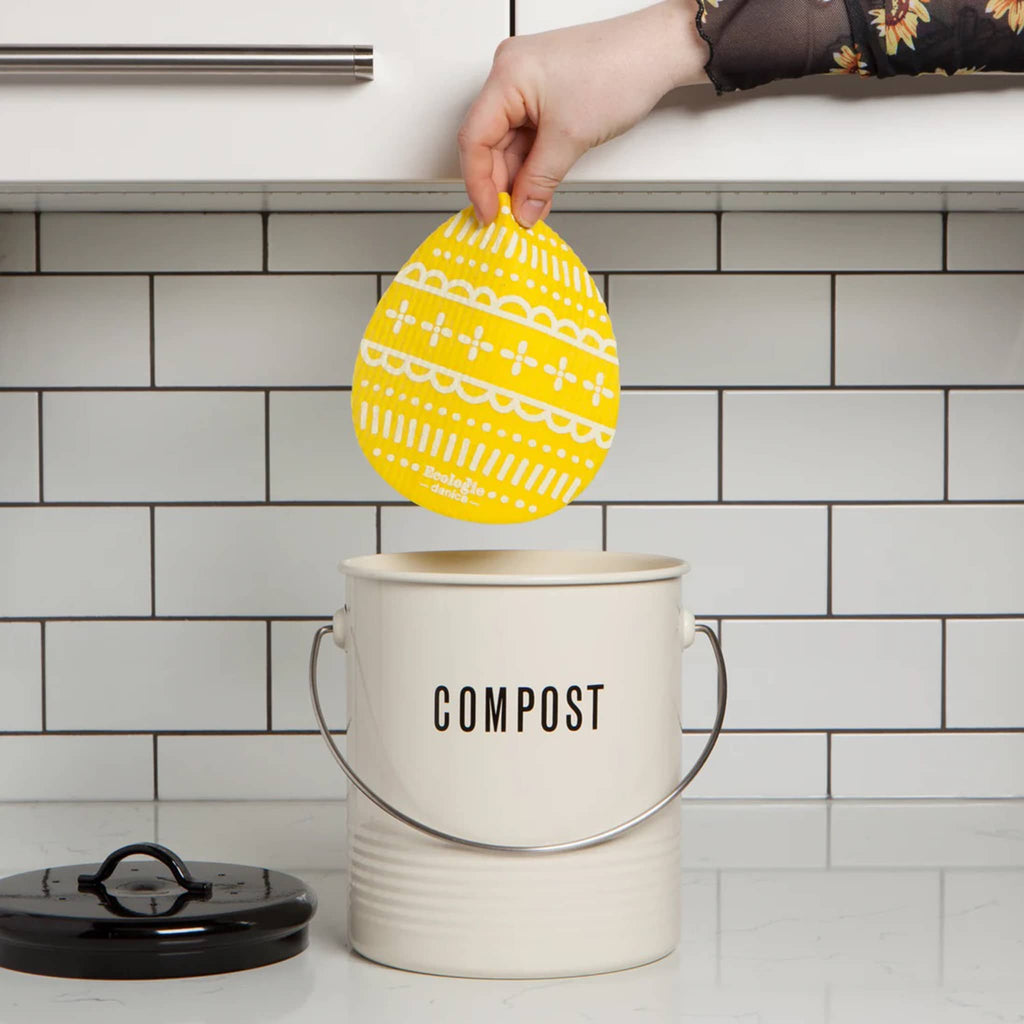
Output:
[{"xmin": 511, "ymin": 127, "xmax": 584, "ymax": 229}]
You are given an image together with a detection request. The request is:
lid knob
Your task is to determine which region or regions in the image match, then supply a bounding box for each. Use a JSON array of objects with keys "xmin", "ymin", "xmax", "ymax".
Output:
[{"xmin": 78, "ymin": 842, "xmax": 212, "ymax": 898}]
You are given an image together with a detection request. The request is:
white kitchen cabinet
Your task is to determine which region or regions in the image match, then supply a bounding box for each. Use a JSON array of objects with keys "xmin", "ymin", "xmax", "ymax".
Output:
[
  {"xmin": 0, "ymin": 0, "xmax": 508, "ymax": 186},
  {"xmin": 1, "ymin": 0, "xmax": 1023, "ymax": 197}
]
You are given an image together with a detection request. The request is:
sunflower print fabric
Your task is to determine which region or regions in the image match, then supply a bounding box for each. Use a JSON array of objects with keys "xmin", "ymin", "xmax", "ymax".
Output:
[{"xmin": 697, "ymin": 0, "xmax": 1024, "ymax": 93}]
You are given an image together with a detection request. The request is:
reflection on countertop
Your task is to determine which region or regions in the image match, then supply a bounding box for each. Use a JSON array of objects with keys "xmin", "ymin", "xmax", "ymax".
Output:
[{"xmin": 1, "ymin": 799, "xmax": 1022, "ymax": 1023}]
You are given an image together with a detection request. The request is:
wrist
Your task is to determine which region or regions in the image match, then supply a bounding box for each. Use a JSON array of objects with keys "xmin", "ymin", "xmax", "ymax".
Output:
[{"xmin": 654, "ymin": 0, "xmax": 711, "ymax": 90}]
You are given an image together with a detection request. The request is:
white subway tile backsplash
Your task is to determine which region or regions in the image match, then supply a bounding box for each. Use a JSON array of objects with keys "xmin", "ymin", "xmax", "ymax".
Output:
[
  {"xmin": 0, "ymin": 277, "xmax": 149, "ymax": 387},
  {"xmin": 0, "ymin": 205, "xmax": 1022, "ymax": 804},
  {"xmin": 680, "ymin": 732, "xmax": 827, "ymax": 798},
  {"xmin": 607, "ymin": 505, "xmax": 827, "ymax": 615},
  {"xmin": 154, "ymin": 275, "xmax": 375, "ymax": 386},
  {"xmin": 0, "ymin": 392, "xmax": 39, "ymax": 501},
  {"xmin": 547, "ymin": 213, "xmax": 716, "ymax": 270},
  {"xmin": 946, "ymin": 619, "xmax": 1024, "ymax": 728},
  {"xmin": 269, "ymin": 390, "xmax": 401, "ymax": 501},
  {"xmin": 585, "ymin": 391, "xmax": 717, "ymax": 501},
  {"xmin": 154, "ymin": 506, "xmax": 374, "ymax": 616},
  {"xmin": 683, "ymin": 619, "xmax": 941, "ymax": 730},
  {"xmin": 0, "ymin": 623, "xmax": 41, "ymax": 731},
  {"xmin": 836, "ymin": 275, "xmax": 1024, "ymax": 384},
  {"xmin": 269, "ymin": 213, "xmax": 448, "ymax": 271},
  {"xmin": 723, "ymin": 213, "xmax": 942, "ymax": 271},
  {"xmin": 41, "ymin": 213, "xmax": 262, "ymax": 272},
  {"xmin": 380, "ymin": 505, "xmax": 601, "ymax": 553},
  {"xmin": 948, "ymin": 390, "xmax": 1024, "ymax": 499},
  {"xmin": 832, "ymin": 732, "xmax": 1024, "ymax": 797},
  {"xmin": 0, "ymin": 507, "xmax": 150, "ymax": 617},
  {"xmin": 611, "ymin": 275, "xmax": 831, "ymax": 386},
  {"xmin": 833, "ymin": 504, "xmax": 1024, "ymax": 614},
  {"xmin": 947, "ymin": 213, "xmax": 1024, "ymax": 270},
  {"xmin": 0, "ymin": 735, "xmax": 153, "ymax": 800},
  {"xmin": 43, "ymin": 391, "xmax": 265, "ymax": 502},
  {"xmin": 0, "ymin": 213, "xmax": 35, "ymax": 271},
  {"xmin": 271, "ymin": 619, "xmax": 346, "ymax": 732},
  {"xmin": 45, "ymin": 621, "xmax": 266, "ymax": 731},
  {"xmin": 723, "ymin": 390, "xmax": 944, "ymax": 500},
  {"xmin": 158, "ymin": 734, "xmax": 346, "ymax": 799}
]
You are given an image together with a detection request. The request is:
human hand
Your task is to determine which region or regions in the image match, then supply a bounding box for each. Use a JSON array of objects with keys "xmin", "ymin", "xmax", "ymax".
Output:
[{"xmin": 458, "ymin": 0, "xmax": 710, "ymax": 228}]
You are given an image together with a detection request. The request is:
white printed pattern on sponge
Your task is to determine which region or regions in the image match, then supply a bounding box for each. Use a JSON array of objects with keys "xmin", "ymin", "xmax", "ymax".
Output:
[
  {"xmin": 361, "ymin": 339, "xmax": 615, "ymax": 449},
  {"xmin": 396, "ymin": 263, "xmax": 617, "ymax": 362},
  {"xmin": 441, "ymin": 208, "xmax": 602, "ymax": 300},
  {"xmin": 356, "ymin": 389, "xmax": 588, "ymax": 510},
  {"xmin": 383, "ymin": 301, "xmax": 615, "ymax": 407}
]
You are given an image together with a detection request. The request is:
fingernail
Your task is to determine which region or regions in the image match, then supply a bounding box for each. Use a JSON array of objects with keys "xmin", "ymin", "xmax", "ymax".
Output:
[
  {"xmin": 517, "ymin": 199, "xmax": 546, "ymax": 228},
  {"xmin": 472, "ymin": 206, "xmax": 485, "ymax": 224}
]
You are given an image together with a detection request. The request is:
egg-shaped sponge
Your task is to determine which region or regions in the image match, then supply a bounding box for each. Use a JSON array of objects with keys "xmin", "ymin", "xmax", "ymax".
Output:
[{"xmin": 352, "ymin": 194, "xmax": 618, "ymax": 524}]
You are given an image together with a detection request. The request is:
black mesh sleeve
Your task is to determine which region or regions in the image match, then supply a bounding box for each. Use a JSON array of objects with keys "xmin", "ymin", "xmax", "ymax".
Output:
[{"xmin": 697, "ymin": 0, "xmax": 1024, "ymax": 94}]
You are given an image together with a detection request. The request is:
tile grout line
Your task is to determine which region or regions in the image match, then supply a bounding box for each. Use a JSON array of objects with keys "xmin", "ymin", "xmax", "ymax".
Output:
[
  {"xmin": 8, "ymin": 267, "xmax": 1024, "ymax": 277},
  {"xmin": 39, "ymin": 621, "xmax": 47, "ymax": 732},
  {"xmin": 149, "ymin": 507, "xmax": 156, "ymax": 617},
  {"xmin": 601, "ymin": 505, "xmax": 608, "ymax": 550},
  {"xmin": 829, "ymin": 274, "xmax": 837, "ymax": 386},
  {"xmin": 715, "ymin": 212, "xmax": 722, "ymax": 271},
  {"xmin": 826, "ymin": 505, "xmax": 833, "ymax": 615},
  {"xmin": 36, "ymin": 391, "xmax": 44, "ymax": 502},
  {"xmin": 3, "ymin": 384, "xmax": 1023, "ymax": 394},
  {"xmin": 943, "ymin": 389, "xmax": 950, "ymax": 501},
  {"xmin": 33, "ymin": 212, "xmax": 41, "ymax": 271},
  {"xmin": 264, "ymin": 391, "xmax": 271, "ymax": 502},
  {"xmin": 941, "ymin": 212, "xmax": 949, "ymax": 272},
  {"xmin": 375, "ymin": 506, "xmax": 382, "ymax": 554},
  {"xmin": 152, "ymin": 735, "xmax": 159, "ymax": 800},
  {"xmin": 717, "ymin": 391, "xmax": 724, "ymax": 501},
  {"xmin": 940, "ymin": 618, "xmax": 948, "ymax": 729},
  {"xmin": 5, "ymin": 725, "xmax": 1024, "ymax": 738},
  {"xmin": 826, "ymin": 731, "xmax": 833, "ymax": 798},
  {"xmin": 266, "ymin": 621, "xmax": 273, "ymax": 732},
  {"xmin": 261, "ymin": 212, "xmax": 270, "ymax": 272},
  {"xmin": 509, "ymin": 0, "xmax": 515, "ymax": 35},
  {"xmin": 148, "ymin": 276, "xmax": 156, "ymax": 387},
  {"xmin": 3, "ymin": 612, "xmax": 1021, "ymax": 624},
  {"xmin": 4, "ymin": 499, "xmax": 1024, "ymax": 509}
]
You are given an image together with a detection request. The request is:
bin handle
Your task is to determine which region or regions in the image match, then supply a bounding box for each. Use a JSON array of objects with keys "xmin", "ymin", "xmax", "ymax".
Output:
[{"xmin": 309, "ymin": 618, "xmax": 726, "ymax": 855}]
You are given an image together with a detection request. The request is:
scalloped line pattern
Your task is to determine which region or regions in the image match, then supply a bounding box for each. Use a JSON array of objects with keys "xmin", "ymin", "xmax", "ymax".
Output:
[
  {"xmin": 360, "ymin": 340, "xmax": 615, "ymax": 449},
  {"xmin": 395, "ymin": 263, "xmax": 618, "ymax": 364}
]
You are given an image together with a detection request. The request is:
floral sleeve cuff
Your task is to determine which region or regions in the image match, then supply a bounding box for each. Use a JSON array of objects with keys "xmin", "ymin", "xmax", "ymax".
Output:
[{"xmin": 696, "ymin": 0, "xmax": 1024, "ymax": 94}]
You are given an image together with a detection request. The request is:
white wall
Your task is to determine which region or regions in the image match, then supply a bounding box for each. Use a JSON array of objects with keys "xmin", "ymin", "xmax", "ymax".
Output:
[{"xmin": 0, "ymin": 208, "xmax": 1022, "ymax": 800}]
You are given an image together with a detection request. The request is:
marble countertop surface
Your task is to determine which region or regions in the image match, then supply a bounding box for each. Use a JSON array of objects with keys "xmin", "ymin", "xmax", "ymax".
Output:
[{"xmin": 1, "ymin": 799, "xmax": 1022, "ymax": 1024}]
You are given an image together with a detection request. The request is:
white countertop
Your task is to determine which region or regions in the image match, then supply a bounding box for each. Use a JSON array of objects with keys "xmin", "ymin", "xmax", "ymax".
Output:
[{"xmin": 1, "ymin": 799, "xmax": 1023, "ymax": 1023}]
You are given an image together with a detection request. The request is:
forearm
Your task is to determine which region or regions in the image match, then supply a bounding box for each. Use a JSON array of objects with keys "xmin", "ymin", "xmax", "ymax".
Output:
[{"xmin": 698, "ymin": 0, "xmax": 1024, "ymax": 93}]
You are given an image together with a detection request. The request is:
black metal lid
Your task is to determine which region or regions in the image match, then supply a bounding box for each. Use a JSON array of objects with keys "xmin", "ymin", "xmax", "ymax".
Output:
[{"xmin": 0, "ymin": 842, "xmax": 316, "ymax": 980}]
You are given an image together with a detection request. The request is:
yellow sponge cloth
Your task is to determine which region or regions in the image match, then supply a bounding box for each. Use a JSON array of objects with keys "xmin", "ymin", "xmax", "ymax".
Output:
[{"xmin": 352, "ymin": 193, "xmax": 618, "ymax": 524}]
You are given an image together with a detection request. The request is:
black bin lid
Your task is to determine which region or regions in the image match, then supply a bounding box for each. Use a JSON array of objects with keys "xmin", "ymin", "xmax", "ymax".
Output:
[{"xmin": 0, "ymin": 842, "xmax": 316, "ymax": 980}]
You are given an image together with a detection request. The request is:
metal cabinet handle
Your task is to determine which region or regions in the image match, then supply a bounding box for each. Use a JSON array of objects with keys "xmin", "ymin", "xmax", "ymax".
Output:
[{"xmin": 0, "ymin": 45, "xmax": 373, "ymax": 77}]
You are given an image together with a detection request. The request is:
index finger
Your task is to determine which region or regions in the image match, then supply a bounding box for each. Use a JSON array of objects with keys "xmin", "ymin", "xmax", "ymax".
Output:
[{"xmin": 457, "ymin": 80, "xmax": 517, "ymax": 224}]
